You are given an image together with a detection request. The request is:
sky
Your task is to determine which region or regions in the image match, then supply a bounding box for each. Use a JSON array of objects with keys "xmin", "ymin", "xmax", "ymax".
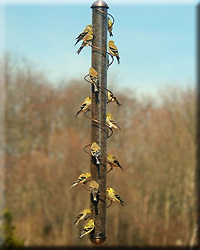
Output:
[{"xmin": 1, "ymin": 0, "xmax": 197, "ymax": 95}]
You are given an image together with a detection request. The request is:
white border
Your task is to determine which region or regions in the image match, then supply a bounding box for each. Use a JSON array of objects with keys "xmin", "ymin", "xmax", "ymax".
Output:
[{"xmin": 1, "ymin": 0, "xmax": 199, "ymax": 5}]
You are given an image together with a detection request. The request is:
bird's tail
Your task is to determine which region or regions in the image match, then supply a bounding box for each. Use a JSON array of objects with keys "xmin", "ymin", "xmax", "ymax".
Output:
[
  {"xmin": 79, "ymin": 229, "xmax": 87, "ymax": 239},
  {"xmin": 94, "ymin": 83, "xmax": 99, "ymax": 92},
  {"xmin": 77, "ymin": 43, "xmax": 85, "ymax": 54},
  {"xmin": 116, "ymin": 193, "xmax": 124, "ymax": 206},
  {"xmin": 114, "ymin": 97, "xmax": 121, "ymax": 107},
  {"xmin": 120, "ymin": 200, "xmax": 124, "ymax": 206},
  {"xmin": 70, "ymin": 182, "xmax": 77, "ymax": 189},
  {"xmin": 118, "ymin": 164, "xmax": 124, "ymax": 171},
  {"xmin": 96, "ymin": 157, "xmax": 100, "ymax": 165},
  {"xmin": 74, "ymin": 39, "xmax": 80, "ymax": 46},
  {"xmin": 93, "ymin": 193, "xmax": 97, "ymax": 201},
  {"xmin": 75, "ymin": 110, "xmax": 81, "ymax": 118},
  {"xmin": 119, "ymin": 165, "xmax": 124, "ymax": 171},
  {"xmin": 119, "ymin": 198, "xmax": 124, "ymax": 206},
  {"xmin": 116, "ymin": 124, "xmax": 121, "ymax": 130},
  {"xmin": 115, "ymin": 161, "xmax": 123, "ymax": 171},
  {"xmin": 116, "ymin": 56, "xmax": 120, "ymax": 64},
  {"xmin": 74, "ymin": 220, "xmax": 79, "ymax": 226}
]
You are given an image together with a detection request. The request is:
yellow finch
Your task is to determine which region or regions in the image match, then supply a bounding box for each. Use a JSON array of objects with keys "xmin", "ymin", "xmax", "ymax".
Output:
[
  {"xmin": 108, "ymin": 40, "xmax": 120, "ymax": 64},
  {"xmin": 75, "ymin": 97, "xmax": 91, "ymax": 117},
  {"xmin": 75, "ymin": 24, "xmax": 92, "ymax": 46},
  {"xmin": 91, "ymin": 142, "xmax": 101, "ymax": 165},
  {"xmin": 106, "ymin": 187, "xmax": 124, "ymax": 206},
  {"xmin": 107, "ymin": 91, "xmax": 121, "ymax": 106},
  {"xmin": 89, "ymin": 181, "xmax": 99, "ymax": 202},
  {"xmin": 79, "ymin": 219, "xmax": 95, "ymax": 239},
  {"xmin": 106, "ymin": 112, "xmax": 121, "ymax": 130},
  {"xmin": 107, "ymin": 154, "xmax": 123, "ymax": 171},
  {"xmin": 108, "ymin": 17, "xmax": 113, "ymax": 37},
  {"xmin": 77, "ymin": 30, "xmax": 93, "ymax": 54},
  {"xmin": 89, "ymin": 67, "xmax": 99, "ymax": 92},
  {"xmin": 70, "ymin": 172, "xmax": 91, "ymax": 189},
  {"xmin": 74, "ymin": 208, "xmax": 91, "ymax": 226}
]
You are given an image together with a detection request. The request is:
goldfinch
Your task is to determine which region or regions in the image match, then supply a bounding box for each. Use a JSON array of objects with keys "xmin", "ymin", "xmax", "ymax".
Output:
[
  {"xmin": 89, "ymin": 67, "xmax": 99, "ymax": 92},
  {"xmin": 108, "ymin": 40, "xmax": 120, "ymax": 64},
  {"xmin": 108, "ymin": 17, "xmax": 113, "ymax": 37},
  {"xmin": 106, "ymin": 112, "xmax": 121, "ymax": 130},
  {"xmin": 107, "ymin": 154, "xmax": 123, "ymax": 171},
  {"xmin": 75, "ymin": 24, "xmax": 92, "ymax": 46},
  {"xmin": 107, "ymin": 91, "xmax": 121, "ymax": 106},
  {"xmin": 77, "ymin": 30, "xmax": 93, "ymax": 54},
  {"xmin": 91, "ymin": 142, "xmax": 101, "ymax": 165},
  {"xmin": 75, "ymin": 97, "xmax": 91, "ymax": 117},
  {"xmin": 74, "ymin": 208, "xmax": 91, "ymax": 226},
  {"xmin": 79, "ymin": 219, "xmax": 95, "ymax": 239},
  {"xmin": 89, "ymin": 180, "xmax": 99, "ymax": 202},
  {"xmin": 106, "ymin": 187, "xmax": 124, "ymax": 206},
  {"xmin": 70, "ymin": 173, "xmax": 91, "ymax": 189}
]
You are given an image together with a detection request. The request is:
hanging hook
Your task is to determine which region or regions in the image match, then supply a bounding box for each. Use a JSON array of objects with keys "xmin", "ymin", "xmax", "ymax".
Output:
[
  {"xmin": 84, "ymin": 73, "xmax": 107, "ymax": 101},
  {"xmin": 107, "ymin": 127, "xmax": 113, "ymax": 139},
  {"xmin": 83, "ymin": 109, "xmax": 91, "ymax": 119},
  {"xmin": 96, "ymin": 9, "xmax": 115, "ymax": 27},
  {"xmin": 106, "ymin": 200, "xmax": 113, "ymax": 208},
  {"xmin": 84, "ymin": 74, "xmax": 100, "ymax": 93},
  {"xmin": 89, "ymin": 44, "xmax": 102, "ymax": 51},
  {"xmin": 84, "ymin": 143, "xmax": 91, "ymax": 155},
  {"xmin": 107, "ymin": 51, "xmax": 114, "ymax": 68},
  {"xmin": 106, "ymin": 166, "xmax": 113, "ymax": 174},
  {"xmin": 84, "ymin": 111, "xmax": 99, "ymax": 124},
  {"xmin": 84, "ymin": 73, "xmax": 92, "ymax": 84}
]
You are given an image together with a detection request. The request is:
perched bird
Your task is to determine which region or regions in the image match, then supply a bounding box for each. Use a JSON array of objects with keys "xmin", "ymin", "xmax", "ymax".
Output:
[
  {"xmin": 89, "ymin": 67, "xmax": 99, "ymax": 92},
  {"xmin": 70, "ymin": 173, "xmax": 91, "ymax": 189},
  {"xmin": 108, "ymin": 17, "xmax": 113, "ymax": 37},
  {"xmin": 106, "ymin": 112, "xmax": 121, "ymax": 130},
  {"xmin": 107, "ymin": 91, "xmax": 121, "ymax": 107},
  {"xmin": 106, "ymin": 187, "xmax": 124, "ymax": 206},
  {"xmin": 74, "ymin": 208, "xmax": 91, "ymax": 226},
  {"xmin": 77, "ymin": 30, "xmax": 93, "ymax": 54},
  {"xmin": 79, "ymin": 219, "xmax": 95, "ymax": 239},
  {"xmin": 89, "ymin": 181, "xmax": 99, "ymax": 202},
  {"xmin": 75, "ymin": 24, "xmax": 92, "ymax": 46},
  {"xmin": 108, "ymin": 40, "xmax": 120, "ymax": 64},
  {"xmin": 107, "ymin": 154, "xmax": 123, "ymax": 171},
  {"xmin": 75, "ymin": 97, "xmax": 91, "ymax": 117},
  {"xmin": 91, "ymin": 142, "xmax": 101, "ymax": 165}
]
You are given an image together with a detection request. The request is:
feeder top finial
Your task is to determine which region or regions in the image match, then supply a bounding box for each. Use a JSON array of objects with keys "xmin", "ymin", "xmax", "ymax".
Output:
[{"xmin": 91, "ymin": 0, "xmax": 109, "ymax": 8}]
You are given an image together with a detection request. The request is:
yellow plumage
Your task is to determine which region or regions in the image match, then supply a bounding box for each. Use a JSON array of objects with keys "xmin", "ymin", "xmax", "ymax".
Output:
[
  {"xmin": 91, "ymin": 142, "xmax": 101, "ymax": 165},
  {"xmin": 79, "ymin": 219, "xmax": 95, "ymax": 239},
  {"xmin": 106, "ymin": 187, "xmax": 124, "ymax": 206},
  {"xmin": 107, "ymin": 154, "xmax": 123, "ymax": 170},
  {"xmin": 106, "ymin": 112, "xmax": 121, "ymax": 130},
  {"xmin": 89, "ymin": 67, "xmax": 99, "ymax": 92},
  {"xmin": 108, "ymin": 17, "xmax": 113, "ymax": 37},
  {"xmin": 108, "ymin": 40, "xmax": 120, "ymax": 64},
  {"xmin": 75, "ymin": 24, "xmax": 92, "ymax": 46},
  {"xmin": 70, "ymin": 173, "xmax": 91, "ymax": 189},
  {"xmin": 89, "ymin": 181, "xmax": 99, "ymax": 202},
  {"xmin": 74, "ymin": 208, "xmax": 91, "ymax": 226},
  {"xmin": 75, "ymin": 97, "xmax": 91, "ymax": 117},
  {"xmin": 107, "ymin": 91, "xmax": 121, "ymax": 106},
  {"xmin": 77, "ymin": 30, "xmax": 93, "ymax": 54}
]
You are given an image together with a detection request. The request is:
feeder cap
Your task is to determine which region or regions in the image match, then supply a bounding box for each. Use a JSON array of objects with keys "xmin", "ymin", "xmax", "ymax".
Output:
[{"xmin": 91, "ymin": 0, "xmax": 109, "ymax": 8}]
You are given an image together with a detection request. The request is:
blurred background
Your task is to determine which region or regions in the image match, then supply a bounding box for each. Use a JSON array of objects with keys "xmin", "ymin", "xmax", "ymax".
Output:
[{"xmin": 0, "ymin": 0, "xmax": 197, "ymax": 247}]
